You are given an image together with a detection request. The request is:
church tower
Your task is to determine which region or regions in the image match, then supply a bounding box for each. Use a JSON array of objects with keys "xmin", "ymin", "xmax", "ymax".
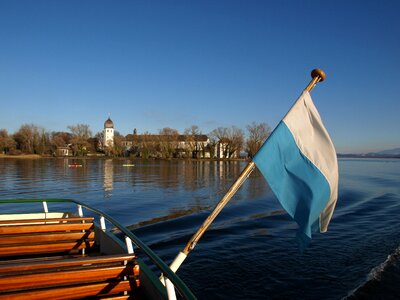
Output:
[{"xmin": 103, "ymin": 116, "xmax": 114, "ymax": 148}]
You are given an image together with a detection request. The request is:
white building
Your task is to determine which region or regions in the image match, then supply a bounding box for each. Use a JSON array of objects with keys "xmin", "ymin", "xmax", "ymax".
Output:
[{"xmin": 103, "ymin": 117, "xmax": 114, "ymax": 148}]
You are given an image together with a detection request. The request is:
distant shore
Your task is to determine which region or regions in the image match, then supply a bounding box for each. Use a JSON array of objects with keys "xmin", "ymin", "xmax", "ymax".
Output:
[
  {"xmin": 338, "ymin": 154, "xmax": 400, "ymax": 159},
  {"xmin": 1, "ymin": 153, "xmax": 398, "ymax": 160},
  {"xmin": 0, "ymin": 154, "xmax": 42, "ymax": 159},
  {"xmin": 0, "ymin": 154, "xmax": 248, "ymax": 161}
]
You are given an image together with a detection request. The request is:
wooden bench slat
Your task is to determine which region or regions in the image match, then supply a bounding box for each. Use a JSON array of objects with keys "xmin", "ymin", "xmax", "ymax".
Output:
[
  {"xmin": 0, "ymin": 266, "xmax": 132, "ymax": 292},
  {"xmin": 0, "ymin": 280, "xmax": 132, "ymax": 300},
  {"xmin": 0, "ymin": 255, "xmax": 73, "ymax": 266},
  {"xmin": 0, "ymin": 231, "xmax": 95, "ymax": 246},
  {"xmin": 0, "ymin": 223, "xmax": 94, "ymax": 235},
  {"xmin": 99, "ymin": 296, "xmax": 132, "ymax": 300},
  {"xmin": 0, "ymin": 254, "xmax": 136, "ymax": 274},
  {"xmin": 0, "ymin": 241, "xmax": 95, "ymax": 256},
  {"xmin": 0, "ymin": 217, "xmax": 94, "ymax": 225}
]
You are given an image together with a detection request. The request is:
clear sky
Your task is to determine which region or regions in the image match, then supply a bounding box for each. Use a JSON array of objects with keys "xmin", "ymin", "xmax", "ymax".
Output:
[{"xmin": 1, "ymin": 1, "xmax": 399, "ymax": 153}]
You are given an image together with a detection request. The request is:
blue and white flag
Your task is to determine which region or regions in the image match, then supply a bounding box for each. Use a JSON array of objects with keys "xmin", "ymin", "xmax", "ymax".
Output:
[{"xmin": 253, "ymin": 91, "xmax": 338, "ymax": 248}]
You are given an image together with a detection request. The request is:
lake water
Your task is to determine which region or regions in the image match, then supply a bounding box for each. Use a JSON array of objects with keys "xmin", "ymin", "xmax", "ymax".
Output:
[{"xmin": 0, "ymin": 158, "xmax": 399, "ymax": 299}]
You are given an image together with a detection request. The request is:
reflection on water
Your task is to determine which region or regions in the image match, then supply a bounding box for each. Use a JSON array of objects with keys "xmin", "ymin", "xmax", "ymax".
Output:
[
  {"xmin": 0, "ymin": 158, "xmax": 270, "ymax": 224},
  {"xmin": 104, "ymin": 159, "xmax": 113, "ymax": 197}
]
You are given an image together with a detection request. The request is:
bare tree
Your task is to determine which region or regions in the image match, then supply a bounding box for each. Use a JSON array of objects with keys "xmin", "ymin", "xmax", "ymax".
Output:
[
  {"xmin": 94, "ymin": 132, "xmax": 104, "ymax": 152},
  {"xmin": 158, "ymin": 127, "xmax": 179, "ymax": 158},
  {"xmin": 108, "ymin": 132, "xmax": 125, "ymax": 157},
  {"xmin": 51, "ymin": 132, "xmax": 72, "ymax": 147},
  {"xmin": 13, "ymin": 124, "xmax": 34, "ymax": 154},
  {"xmin": 184, "ymin": 125, "xmax": 200, "ymax": 137},
  {"xmin": 68, "ymin": 124, "xmax": 92, "ymax": 139},
  {"xmin": 68, "ymin": 124, "xmax": 92, "ymax": 156},
  {"xmin": 210, "ymin": 127, "xmax": 228, "ymax": 141},
  {"xmin": 210, "ymin": 126, "xmax": 244, "ymax": 158},
  {"xmin": 210, "ymin": 127, "xmax": 228, "ymax": 158},
  {"xmin": 246, "ymin": 122, "xmax": 271, "ymax": 158},
  {"xmin": 184, "ymin": 125, "xmax": 202, "ymax": 158},
  {"xmin": 13, "ymin": 124, "xmax": 49, "ymax": 154},
  {"xmin": 36, "ymin": 128, "xmax": 51, "ymax": 155},
  {"xmin": 140, "ymin": 132, "xmax": 158, "ymax": 159},
  {"xmin": 228, "ymin": 126, "xmax": 244, "ymax": 158},
  {"xmin": 0, "ymin": 129, "xmax": 16, "ymax": 154}
]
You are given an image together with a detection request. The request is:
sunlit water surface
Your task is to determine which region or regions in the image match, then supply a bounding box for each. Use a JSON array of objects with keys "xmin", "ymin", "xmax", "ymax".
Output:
[{"xmin": 1, "ymin": 158, "xmax": 399, "ymax": 299}]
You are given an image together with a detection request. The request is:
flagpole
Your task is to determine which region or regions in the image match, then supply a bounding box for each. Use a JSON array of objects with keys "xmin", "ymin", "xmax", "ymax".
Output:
[
  {"xmin": 167, "ymin": 68, "xmax": 326, "ymax": 274},
  {"xmin": 305, "ymin": 68, "xmax": 326, "ymax": 92}
]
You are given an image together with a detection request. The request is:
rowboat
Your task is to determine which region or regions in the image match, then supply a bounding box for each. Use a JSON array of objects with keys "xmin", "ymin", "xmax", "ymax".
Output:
[
  {"xmin": 0, "ymin": 199, "xmax": 196, "ymax": 300},
  {"xmin": 68, "ymin": 164, "xmax": 83, "ymax": 168}
]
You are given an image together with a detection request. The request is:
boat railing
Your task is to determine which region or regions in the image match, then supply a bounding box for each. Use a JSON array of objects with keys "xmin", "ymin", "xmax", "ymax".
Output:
[{"xmin": 0, "ymin": 198, "xmax": 196, "ymax": 300}]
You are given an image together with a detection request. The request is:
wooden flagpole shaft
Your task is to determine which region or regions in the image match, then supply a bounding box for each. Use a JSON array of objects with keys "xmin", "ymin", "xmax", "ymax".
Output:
[
  {"xmin": 305, "ymin": 69, "xmax": 326, "ymax": 92},
  {"xmin": 168, "ymin": 68, "xmax": 326, "ymax": 273},
  {"xmin": 182, "ymin": 162, "xmax": 256, "ymax": 254}
]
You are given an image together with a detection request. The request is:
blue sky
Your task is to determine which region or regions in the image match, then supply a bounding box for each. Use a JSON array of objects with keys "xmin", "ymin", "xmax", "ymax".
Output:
[{"xmin": 0, "ymin": 1, "xmax": 399, "ymax": 153}]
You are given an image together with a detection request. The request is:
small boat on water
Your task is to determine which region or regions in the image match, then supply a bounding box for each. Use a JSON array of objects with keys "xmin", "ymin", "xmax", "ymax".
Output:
[
  {"xmin": 68, "ymin": 164, "xmax": 83, "ymax": 168},
  {"xmin": 0, "ymin": 199, "xmax": 196, "ymax": 300},
  {"xmin": 122, "ymin": 164, "xmax": 135, "ymax": 167}
]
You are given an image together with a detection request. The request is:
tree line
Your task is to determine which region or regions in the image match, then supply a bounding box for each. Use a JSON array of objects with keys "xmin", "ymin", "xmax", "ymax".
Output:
[{"xmin": 0, "ymin": 122, "xmax": 271, "ymax": 158}]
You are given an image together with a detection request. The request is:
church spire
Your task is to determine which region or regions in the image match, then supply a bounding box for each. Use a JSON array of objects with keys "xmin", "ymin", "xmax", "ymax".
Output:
[{"xmin": 103, "ymin": 115, "xmax": 114, "ymax": 147}]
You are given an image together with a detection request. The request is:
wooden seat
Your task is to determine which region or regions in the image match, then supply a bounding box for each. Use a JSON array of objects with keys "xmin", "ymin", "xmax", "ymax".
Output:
[
  {"xmin": 0, "ymin": 217, "xmax": 142, "ymax": 299},
  {"xmin": 0, "ymin": 217, "xmax": 95, "ymax": 257},
  {"xmin": 0, "ymin": 281, "xmax": 134, "ymax": 300},
  {"xmin": 0, "ymin": 254, "xmax": 140, "ymax": 299},
  {"xmin": 0, "ymin": 254, "xmax": 137, "ymax": 274}
]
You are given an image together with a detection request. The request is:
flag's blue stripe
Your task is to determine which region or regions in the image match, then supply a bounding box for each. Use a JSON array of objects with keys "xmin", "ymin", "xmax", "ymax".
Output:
[{"xmin": 253, "ymin": 121, "xmax": 331, "ymax": 240}]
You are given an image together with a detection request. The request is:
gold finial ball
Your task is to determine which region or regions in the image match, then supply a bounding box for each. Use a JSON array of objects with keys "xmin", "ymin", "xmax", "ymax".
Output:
[{"xmin": 311, "ymin": 68, "xmax": 326, "ymax": 82}]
